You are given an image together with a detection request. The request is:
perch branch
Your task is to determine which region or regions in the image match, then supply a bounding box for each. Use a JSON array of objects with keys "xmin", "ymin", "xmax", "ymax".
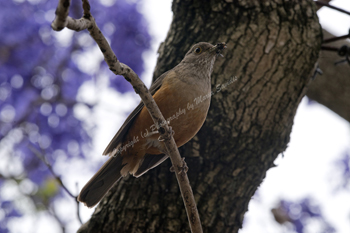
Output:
[{"xmin": 51, "ymin": 0, "xmax": 203, "ymax": 232}]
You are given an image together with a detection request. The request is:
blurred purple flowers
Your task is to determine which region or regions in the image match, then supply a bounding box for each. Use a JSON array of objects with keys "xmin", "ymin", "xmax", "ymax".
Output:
[
  {"xmin": 271, "ymin": 198, "xmax": 335, "ymax": 233},
  {"xmin": 333, "ymin": 151, "xmax": 350, "ymax": 190},
  {"xmin": 0, "ymin": 200, "xmax": 21, "ymax": 233},
  {"xmin": 0, "ymin": 0, "xmax": 150, "ymax": 231}
]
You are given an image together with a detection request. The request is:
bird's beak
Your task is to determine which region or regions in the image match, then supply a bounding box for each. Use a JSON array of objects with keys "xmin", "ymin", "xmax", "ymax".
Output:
[{"xmin": 209, "ymin": 42, "xmax": 227, "ymax": 55}]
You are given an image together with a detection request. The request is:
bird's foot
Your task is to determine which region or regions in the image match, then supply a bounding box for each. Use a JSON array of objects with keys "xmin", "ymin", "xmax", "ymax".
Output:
[
  {"xmin": 158, "ymin": 126, "xmax": 174, "ymax": 142},
  {"xmin": 147, "ymin": 130, "xmax": 159, "ymax": 137},
  {"xmin": 169, "ymin": 157, "xmax": 188, "ymax": 175},
  {"xmin": 178, "ymin": 157, "xmax": 189, "ymax": 175}
]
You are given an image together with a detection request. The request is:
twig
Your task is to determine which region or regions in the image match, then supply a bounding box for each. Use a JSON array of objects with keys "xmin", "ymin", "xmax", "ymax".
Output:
[
  {"xmin": 323, "ymin": 29, "xmax": 350, "ymax": 44},
  {"xmin": 315, "ymin": 0, "xmax": 331, "ymax": 11},
  {"xmin": 29, "ymin": 144, "xmax": 83, "ymax": 224},
  {"xmin": 311, "ymin": 63, "xmax": 323, "ymax": 80},
  {"xmin": 49, "ymin": 204, "xmax": 67, "ymax": 233},
  {"xmin": 75, "ymin": 182, "xmax": 83, "ymax": 224},
  {"xmin": 314, "ymin": 1, "xmax": 350, "ymax": 16},
  {"xmin": 321, "ymin": 45, "xmax": 339, "ymax": 52},
  {"xmin": 323, "ymin": 34, "xmax": 350, "ymax": 44},
  {"xmin": 51, "ymin": 0, "xmax": 203, "ymax": 232},
  {"xmin": 29, "ymin": 144, "xmax": 74, "ymax": 197}
]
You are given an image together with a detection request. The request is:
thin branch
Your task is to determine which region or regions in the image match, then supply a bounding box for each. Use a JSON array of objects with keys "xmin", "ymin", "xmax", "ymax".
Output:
[
  {"xmin": 315, "ymin": 1, "xmax": 350, "ymax": 16},
  {"xmin": 52, "ymin": 0, "xmax": 203, "ymax": 232},
  {"xmin": 29, "ymin": 144, "xmax": 83, "ymax": 225},
  {"xmin": 321, "ymin": 45, "xmax": 350, "ymax": 65},
  {"xmin": 315, "ymin": 0, "xmax": 332, "ymax": 11},
  {"xmin": 51, "ymin": 0, "xmax": 92, "ymax": 31},
  {"xmin": 323, "ymin": 30, "xmax": 350, "ymax": 44},
  {"xmin": 0, "ymin": 170, "xmax": 68, "ymax": 232},
  {"xmin": 321, "ymin": 45, "xmax": 341, "ymax": 52},
  {"xmin": 75, "ymin": 182, "xmax": 82, "ymax": 224},
  {"xmin": 49, "ymin": 204, "xmax": 67, "ymax": 233},
  {"xmin": 29, "ymin": 145, "xmax": 74, "ymax": 197},
  {"xmin": 51, "ymin": 0, "xmax": 70, "ymax": 31},
  {"xmin": 323, "ymin": 34, "xmax": 350, "ymax": 44}
]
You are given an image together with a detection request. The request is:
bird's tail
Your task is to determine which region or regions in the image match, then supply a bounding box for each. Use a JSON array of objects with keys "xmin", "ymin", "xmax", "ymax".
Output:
[{"xmin": 78, "ymin": 155, "xmax": 124, "ymax": 207}]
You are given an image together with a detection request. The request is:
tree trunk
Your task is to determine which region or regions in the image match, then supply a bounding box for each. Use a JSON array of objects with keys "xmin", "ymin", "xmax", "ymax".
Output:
[{"xmin": 79, "ymin": 1, "xmax": 322, "ymax": 232}]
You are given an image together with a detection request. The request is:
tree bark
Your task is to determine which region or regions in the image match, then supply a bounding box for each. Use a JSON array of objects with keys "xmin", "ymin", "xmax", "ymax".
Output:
[
  {"xmin": 306, "ymin": 29, "xmax": 350, "ymax": 122},
  {"xmin": 79, "ymin": 1, "xmax": 322, "ymax": 232}
]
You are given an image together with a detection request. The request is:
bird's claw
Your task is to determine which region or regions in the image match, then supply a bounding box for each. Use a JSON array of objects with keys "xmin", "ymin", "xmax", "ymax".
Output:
[
  {"xmin": 158, "ymin": 126, "xmax": 174, "ymax": 142},
  {"xmin": 169, "ymin": 157, "xmax": 188, "ymax": 175}
]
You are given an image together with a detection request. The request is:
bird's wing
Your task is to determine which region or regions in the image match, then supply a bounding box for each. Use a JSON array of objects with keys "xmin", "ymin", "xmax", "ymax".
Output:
[
  {"xmin": 103, "ymin": 70, "xmax": 171, "ymax": 155},
  {"xmin": 134, "ymin": 153, "xmax": 169, "ymax": 177}
]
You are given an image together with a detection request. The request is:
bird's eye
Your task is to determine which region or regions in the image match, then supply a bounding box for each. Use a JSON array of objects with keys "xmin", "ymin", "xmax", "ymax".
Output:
[{"xmin": 194, "ymin": 47, "xmax": 202, "ymax": 54}]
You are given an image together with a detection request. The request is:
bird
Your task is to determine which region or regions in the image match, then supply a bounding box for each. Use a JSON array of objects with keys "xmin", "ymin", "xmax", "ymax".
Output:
[{"xmin": 78, "ymin": 42, "xmax": 226, "ymax": 207}]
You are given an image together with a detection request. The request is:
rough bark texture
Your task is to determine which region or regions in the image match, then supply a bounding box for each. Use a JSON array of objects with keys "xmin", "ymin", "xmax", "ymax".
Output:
[
  {"xmin": 79, "ymin": 1, "xmax": 322, "ymax": 232},
  {"xmin": 306, "ymin": 30, "xmax": 350, "ymax": 122}
]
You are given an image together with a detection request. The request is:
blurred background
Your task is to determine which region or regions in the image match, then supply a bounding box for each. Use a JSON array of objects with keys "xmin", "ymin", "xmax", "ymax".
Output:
[{"xmin": 0, "ymin": 0, "xmax": 349, "ymax": 232}]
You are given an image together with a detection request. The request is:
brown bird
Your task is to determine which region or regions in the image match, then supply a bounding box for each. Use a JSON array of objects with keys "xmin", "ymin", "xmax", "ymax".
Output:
[{"xmin": 78, "ymin": 42, "xmax": 226, "ymax": 207}]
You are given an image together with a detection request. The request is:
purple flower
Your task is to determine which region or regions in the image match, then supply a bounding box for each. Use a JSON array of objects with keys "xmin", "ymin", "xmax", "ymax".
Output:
[
  {"xmin": 0, "ymin": 0, "xmax": 151, "ymax": 230},
  {"xmin": 272, "ymin": 198, "xmax": 335, "ymax": 233},
  {"xmin": 0, "ymin": 200, "xmax": 22, "ymax": 218},
  {"xmin": 333, "ymin": 152, "xmax": 350, "ymax": 190}
]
